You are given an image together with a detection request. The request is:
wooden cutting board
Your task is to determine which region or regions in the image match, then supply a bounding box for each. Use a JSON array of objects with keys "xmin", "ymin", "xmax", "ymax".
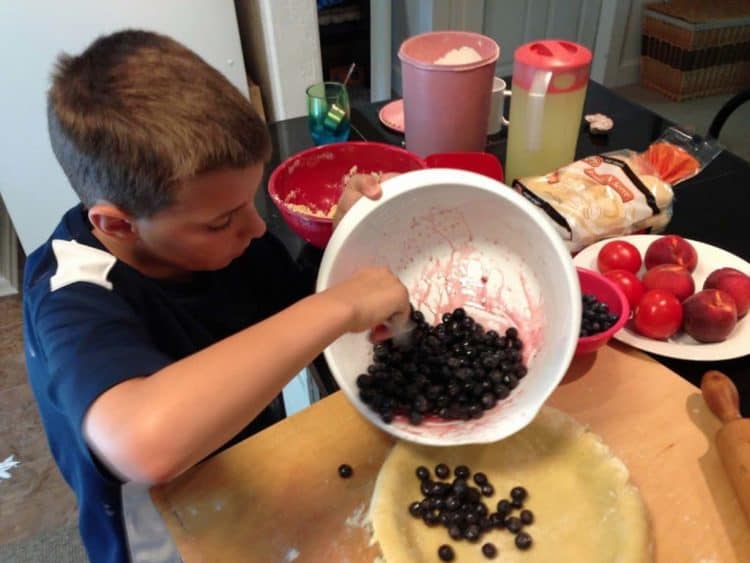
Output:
[{"xmin": 151, "ymin": 342, "xmax": 750, "ymax": 562}]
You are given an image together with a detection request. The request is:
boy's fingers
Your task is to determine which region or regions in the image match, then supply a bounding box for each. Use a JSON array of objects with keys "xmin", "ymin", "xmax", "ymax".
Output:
[
  {"xmin": 362, "ymin": 181, "xmax": 381, "ymax": 199},
  {"xmin": 349, "ymin": 174, "xmax": 380, "ymax": 199}
]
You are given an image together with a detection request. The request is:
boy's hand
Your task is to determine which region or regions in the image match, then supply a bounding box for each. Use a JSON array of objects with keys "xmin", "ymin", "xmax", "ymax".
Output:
[
  {"xmin": 332, "ymin": 173, "xmax": 398, "ymax": 230},
  {"xmin": 324, "ymin": 266, "xmax": 410, "ymax": 337}
]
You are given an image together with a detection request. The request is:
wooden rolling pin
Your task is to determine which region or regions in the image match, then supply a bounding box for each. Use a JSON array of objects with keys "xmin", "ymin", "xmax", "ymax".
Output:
[{"xmin": 701, "ymin": 370, "xmax": 750, "ymax": 524}]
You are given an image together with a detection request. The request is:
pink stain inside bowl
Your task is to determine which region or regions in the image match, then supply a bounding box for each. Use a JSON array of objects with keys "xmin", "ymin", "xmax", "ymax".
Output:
[
  {"xmin": 399, "ymin": 207, "xmax": 545, "ymax": 365},
  {"xmin": 355, "ymin": 206, "xmax": 547, "ymax": 439}
]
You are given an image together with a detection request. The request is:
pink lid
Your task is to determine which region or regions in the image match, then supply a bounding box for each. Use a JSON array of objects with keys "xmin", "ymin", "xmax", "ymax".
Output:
[{"xmin": 513, "ymin": 39, "xmax": 592, "ymax": 93}]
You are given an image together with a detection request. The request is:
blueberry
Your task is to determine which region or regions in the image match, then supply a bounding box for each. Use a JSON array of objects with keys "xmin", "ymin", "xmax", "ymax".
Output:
[
  {"xmin": 494, "ymin": 384, "xmax": 510, "ymax": 399},
  {"xmin": 445, "ymin": 495, "xmax": 461, "ymax": 511},
  {"xmin": 448, "ymin": 525, "xmax": 463, "ymax": 540},
  {"xmin": 414, "ymin": 395, "xmax": 429, "ymax": 413},
  {"xmin": 435, "ymin": 463, "xmax": 450, "ymax": 479},
  {"xmin": 430, "ymin": 482, "xmax": 448, "ymax": 497},
  {"xmin": 338, "ymin": 464, "xmax": 353, "ymax": 478},
  {"xmin": 505, "ymin": 516, "xmax": 522, "ymax": 534},
  {"xmin": 520, "ymin": 509, "xmax": 534, "ymax": 525},
  {"xmin": 356, "ymin": 373, "xmax": 372, "ymax": 387},
  {"xmin": 408, "ymin": 501, "xmax": 422, "ymax": 517},
  {"xmin": 496, "ymin": 499, "xmax": 511, "ymax": 516},
  {"xmin": 420, "ymin": 480, "xmax": 433, "ymax": 496},
  {"xmin": 473, "ymin": 472, "xmax": 488, "ymax": 486},
  {"xmin": 481, "ymin": 484, "xmax": 494, "ymax": 497},
  {"xmin": 455, "ymin": 465, "xmax": 470, "ymax": 479},
  {"xmin": 515, "ymin": 531, "xmax": 533, "ymax": 550},
  {"xmin": 438, "ymin": 544, "xmax": 455, "ymax": 561},
  {"xmin": 416, "ymin": 466, "xmax": 430, "ymax": 481},
  {"xmin": 481, "ymin": 542, "xmax": 498, "ymax": 558},
  {"xmin": 452, "ymin": 478, "xmax": 468, "ymax": 496},
  {"xmin": 423, "ymin": 511, "xmax": 439, "ymax": 526},
  {"xmin": 510, "ymin": 486, "xmax": 528, "ymax": 502},
  {"xmin": 465, "ymin": 488, "xmax": 481, "ymax": 504},
  {"xmin": 490, "ymin": 512, "xmax": 505, "ymax": 528},
  {"xmin": 409, "ymin": 411, "xmax": 423, "ymax": 425},
  {"xmin": 464, "ymin": 523, "xmax": 480, "ymax": 542}
]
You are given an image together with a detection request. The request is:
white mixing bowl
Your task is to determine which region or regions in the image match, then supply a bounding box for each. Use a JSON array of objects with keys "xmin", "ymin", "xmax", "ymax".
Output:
[{"xmin": 316, "ymin": 169, "xmax": 580, "ymax": 445}]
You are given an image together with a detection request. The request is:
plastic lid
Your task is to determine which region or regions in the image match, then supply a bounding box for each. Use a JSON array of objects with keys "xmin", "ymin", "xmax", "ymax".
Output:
[
  {"xmin": 514, "ymin": 39, "xmax": 592, "ymax": 71},
  {"xmin": 513, "ymin": 39, "xmax": 592, "ymax": 93}
]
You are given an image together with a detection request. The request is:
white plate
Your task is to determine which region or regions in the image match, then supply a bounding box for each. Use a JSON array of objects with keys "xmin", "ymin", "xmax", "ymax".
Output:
[{"xmin": 574, "ymin": 234, "xmax": 750, "ymax": 361}]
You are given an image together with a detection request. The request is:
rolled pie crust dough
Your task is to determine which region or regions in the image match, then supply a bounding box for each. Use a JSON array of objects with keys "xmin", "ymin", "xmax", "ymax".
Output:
[{"xmin": 368, "ymin": 407, "xmax": 652, "ymax": 562}]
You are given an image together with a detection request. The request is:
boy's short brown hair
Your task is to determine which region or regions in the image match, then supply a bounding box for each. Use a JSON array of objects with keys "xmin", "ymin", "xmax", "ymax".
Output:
[{"xmin": 47, "ymin": 29, "xmax": 271, "ymax": 218}]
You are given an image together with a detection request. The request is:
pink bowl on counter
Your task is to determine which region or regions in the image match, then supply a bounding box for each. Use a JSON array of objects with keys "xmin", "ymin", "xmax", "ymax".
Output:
[
  {"xmin": 268, "ymin": 142, "xmax": 426, "ymax": 248},
  {"xmin": 576, "ymin": 267, "xmax": 630, "ymax": 355}
]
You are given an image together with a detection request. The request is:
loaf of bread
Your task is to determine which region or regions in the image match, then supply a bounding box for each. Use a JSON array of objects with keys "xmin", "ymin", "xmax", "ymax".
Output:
[{"xmin": 514, "ymin": 151, "xmax": 674, "ymax": 253}]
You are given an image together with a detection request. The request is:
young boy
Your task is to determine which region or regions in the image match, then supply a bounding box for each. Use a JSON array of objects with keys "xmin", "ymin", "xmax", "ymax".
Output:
[{"xmin": 23, "ymin": 30, "xmax": 409, "ymax": 563}]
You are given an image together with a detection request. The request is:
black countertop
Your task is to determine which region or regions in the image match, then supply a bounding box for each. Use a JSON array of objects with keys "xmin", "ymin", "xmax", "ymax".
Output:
[{"xmin": 258, "ymin": 80, "xmax": 750, "ymax": 413}]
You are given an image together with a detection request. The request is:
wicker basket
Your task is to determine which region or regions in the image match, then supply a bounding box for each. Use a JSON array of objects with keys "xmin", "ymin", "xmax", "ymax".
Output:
[{"xmin": 641, "ymin": 1, "xmax": 750, "ymax": 100}]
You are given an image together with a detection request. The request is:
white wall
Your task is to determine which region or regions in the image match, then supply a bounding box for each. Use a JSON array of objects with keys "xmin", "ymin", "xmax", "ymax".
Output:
[
  {"xmin": 0, "ymin": 0, "xmax": 249, "ymax": 254},
  {"xmin": 235, "ymin": 0, "xmax": 323, "ymax": 122},
  {"xmin": 593, "ymin": 0, "xmax": 654, "ymax": 87},
  {"xmin": 391, "ymin": 0, "xmax": 438, "ymax": 94}
]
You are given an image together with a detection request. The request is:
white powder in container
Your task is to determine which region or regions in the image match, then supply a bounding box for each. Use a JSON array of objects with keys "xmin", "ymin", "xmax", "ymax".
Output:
[{"xmin": 434, "ymin": 46, "xmax": 483, "ymax": 65}]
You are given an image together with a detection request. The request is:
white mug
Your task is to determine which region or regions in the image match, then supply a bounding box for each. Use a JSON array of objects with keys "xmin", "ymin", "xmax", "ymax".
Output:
[{"xmin": 487, "ymin": 77, "xmax": 511, "ymax": 135}]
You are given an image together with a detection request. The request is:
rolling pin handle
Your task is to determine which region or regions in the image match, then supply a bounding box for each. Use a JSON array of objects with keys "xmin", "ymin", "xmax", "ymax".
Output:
[{"xmin": 701, "ymin": 370, "xmax": 741, "ymax": 424}]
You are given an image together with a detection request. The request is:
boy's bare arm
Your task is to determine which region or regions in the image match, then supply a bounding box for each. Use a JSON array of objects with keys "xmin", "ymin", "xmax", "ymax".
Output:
[{"xmin": 83, "ymin": 266, "xmax": 410, "ymax": 485}]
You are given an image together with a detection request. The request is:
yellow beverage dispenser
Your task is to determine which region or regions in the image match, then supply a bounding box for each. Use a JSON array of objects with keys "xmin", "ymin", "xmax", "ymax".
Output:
[{"xmin": 505, "ymin": 40, "xmax": 592, "ymax": 183}]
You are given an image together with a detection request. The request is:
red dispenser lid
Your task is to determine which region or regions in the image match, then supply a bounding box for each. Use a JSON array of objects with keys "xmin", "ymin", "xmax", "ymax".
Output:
[{"xmin": 513, "ymin": 39, "xmax": 592, "ymax": 93}]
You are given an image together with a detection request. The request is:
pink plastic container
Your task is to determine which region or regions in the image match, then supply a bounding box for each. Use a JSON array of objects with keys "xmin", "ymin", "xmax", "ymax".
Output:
[
  {"xmin": 575, "ymin": 267, "xmax": 630, "ymax": 356},
  {"xmin": 425, "ymin": 152, "xmax": 504, "ymax": 182},
  {"xmin": 398, "ymin": 31, "xmax": 499, "ymax": 157}
]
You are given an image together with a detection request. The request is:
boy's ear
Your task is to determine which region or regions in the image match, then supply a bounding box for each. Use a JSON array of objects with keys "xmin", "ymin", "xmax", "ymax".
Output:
[{"xmin": 88, "ymin": 203, "xmax": 138, "ymax": 241}]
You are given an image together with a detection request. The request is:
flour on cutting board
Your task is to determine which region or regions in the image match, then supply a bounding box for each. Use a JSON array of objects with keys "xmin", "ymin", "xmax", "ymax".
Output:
[
  {"xmin": 344, "ymin": 502, "xmax": 369, "ymax": 528},
  {"xmin": 283, "ymin": 547, "xmax": 300, "ymax": 562},
  {"xmin": 0, "ymin": 455, "xmax": 20, "ymax": 480}
]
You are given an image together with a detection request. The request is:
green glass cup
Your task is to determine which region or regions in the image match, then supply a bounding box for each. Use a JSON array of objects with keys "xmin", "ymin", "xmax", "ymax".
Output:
[{"xmin": 306, "ymin": 82, "xmax": 351, "ymax": 145}]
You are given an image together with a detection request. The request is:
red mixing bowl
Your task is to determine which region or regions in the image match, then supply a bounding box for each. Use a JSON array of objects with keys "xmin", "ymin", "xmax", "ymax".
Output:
[
  {"xmin": 576, "ymin": 267, "xmax": 631, "ymax": 355},
  {"xmin": 268, "ymin": 142, "xmax": 427, "ymax": 248}
]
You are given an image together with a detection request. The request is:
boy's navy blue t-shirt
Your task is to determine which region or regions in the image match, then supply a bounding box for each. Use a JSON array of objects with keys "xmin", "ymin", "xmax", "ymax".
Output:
[{"xmin": 23, "ymin": 205, "xmax": 311, "ymax": 563}]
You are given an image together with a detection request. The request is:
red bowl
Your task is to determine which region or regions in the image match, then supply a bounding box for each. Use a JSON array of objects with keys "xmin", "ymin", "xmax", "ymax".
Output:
[
  {"xmin": 268, "ymin": 142, "xmax": 427, "ymax": 248},
  {"xmin": 576, "ymin": 267, "xmax": 631, "ymax": 355}
]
